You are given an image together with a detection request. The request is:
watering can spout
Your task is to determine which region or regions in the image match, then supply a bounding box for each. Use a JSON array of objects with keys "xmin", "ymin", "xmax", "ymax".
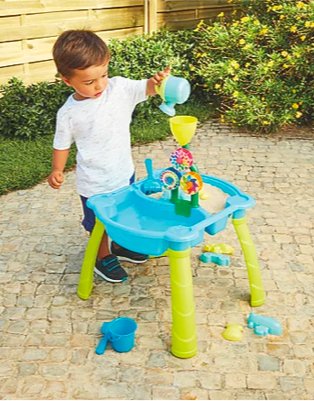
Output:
[{"xmin": 159, "ymin": 102, "xmax": 176, "ymax": 117}]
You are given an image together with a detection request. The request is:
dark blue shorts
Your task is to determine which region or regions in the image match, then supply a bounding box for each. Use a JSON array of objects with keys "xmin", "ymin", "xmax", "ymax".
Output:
[{"xmin": 80, "ymin": 173, "xmax": 135, "ymax": 233}]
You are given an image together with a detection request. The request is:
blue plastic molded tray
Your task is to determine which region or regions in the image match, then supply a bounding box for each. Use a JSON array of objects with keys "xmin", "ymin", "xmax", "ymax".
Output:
[{"xmin": 87, "ymin": 172, "xmax": 255, "ymax": 255}]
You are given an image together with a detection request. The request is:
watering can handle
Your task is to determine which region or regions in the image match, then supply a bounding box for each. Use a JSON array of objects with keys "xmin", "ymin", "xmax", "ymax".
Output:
[
  {"xmin": 154, "ymin": 76, "xmax": 168, "ymax": 98},
  {"xmin": 95, "ymin": 334, "xmax": 109, "ymax": 355}
]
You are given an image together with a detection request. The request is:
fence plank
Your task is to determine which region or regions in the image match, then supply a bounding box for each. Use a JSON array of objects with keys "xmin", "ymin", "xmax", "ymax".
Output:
[
  {"xmin": 157, "ymin": 0, "xmax": 230, "ymax": 12},
  {"xmin": 0, "ymin": 40, "xmax": 23, "ymax": 68},
  {"xmin": 0, "ymin": 0, "xmax": 144, "ymax": 16},
  {"xmin": 26, "ymin": 59, "xmax": 57, "ymax": 84},
  {"xmin": 0, "ymin": 7, "xmax": 144, "ymax": 42},
  {"xmin": 157, "ymin": 4, "xmax": 233, "ymax": 30},
  {"xmin": 148, "ymin": 0, "xmax": 157, "ymax": 32},
  {"xmin": 0, "ymin": 64, "xmax": 24, "ymax": 84}
]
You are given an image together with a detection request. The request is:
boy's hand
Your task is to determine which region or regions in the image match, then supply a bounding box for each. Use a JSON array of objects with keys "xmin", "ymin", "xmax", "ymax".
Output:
[
  {"xmin": 146, "ymin": 66, "xmax": 171, "ymax": 96},
  {"xmin": 48, "ymin": 170, "xmax": 64, "ymax": 189}
]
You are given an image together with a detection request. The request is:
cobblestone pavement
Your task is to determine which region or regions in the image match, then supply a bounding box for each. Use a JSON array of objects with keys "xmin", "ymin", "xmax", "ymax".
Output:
[{"xmin": 1, "ymin": 121, "xmax": 313, "ymax": 400}]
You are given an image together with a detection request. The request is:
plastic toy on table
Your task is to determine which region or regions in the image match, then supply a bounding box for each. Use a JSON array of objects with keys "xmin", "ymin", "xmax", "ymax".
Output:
[
  {"xmin": 141, "ymin": 158, "xmax": 162, "ymax": 195},
  {"xmin": 77, "ymin": 78, "xmax": 265, "ymax": 359}
]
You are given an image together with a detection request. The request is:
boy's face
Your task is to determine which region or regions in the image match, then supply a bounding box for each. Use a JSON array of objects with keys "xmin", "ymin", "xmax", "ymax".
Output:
[{"xmin": 62, "ymin": 60, "xmax": 110, "ymax": 100}]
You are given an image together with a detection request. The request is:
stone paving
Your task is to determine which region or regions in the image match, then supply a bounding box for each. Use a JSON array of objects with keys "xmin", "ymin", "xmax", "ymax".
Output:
[{"xmin": 0, "ymin": 121, "xmax": 313, "ymax": 400}]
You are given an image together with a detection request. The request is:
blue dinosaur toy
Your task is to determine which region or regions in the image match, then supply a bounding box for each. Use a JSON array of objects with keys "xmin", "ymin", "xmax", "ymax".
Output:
[
  {"xmin": 199, "ymin": 252, "xmax": 230, "ymax": 266},
  {"xmin": 247, "ymin": 312, "xmax": 282, "ymax": 336}
]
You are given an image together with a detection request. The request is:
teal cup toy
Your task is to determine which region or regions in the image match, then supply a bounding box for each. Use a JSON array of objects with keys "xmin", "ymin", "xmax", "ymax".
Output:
[
  {"xmin": 96, "ymin": 317, "xmax": 137, "ymax": 355},
  {"xmin": 155, "ymin": 75, "xmax": 191, "ymax": 116}
]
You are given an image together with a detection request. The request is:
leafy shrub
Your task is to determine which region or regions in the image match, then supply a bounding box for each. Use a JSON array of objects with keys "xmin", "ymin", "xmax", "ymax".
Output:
[
  {"xmin": 109, "ymin": 29, "xmax": 194, "ymax": 79},
  {"xmin": 0, "ymin": 78, "xmax": 72, "ymax": 139},
  {"xmin": 109, "ymin": 29, "xmax": 195, "ymax": 120},
  {"xmin": 192, "ymin": 0, "xmax": 314, "ymax": 132}
]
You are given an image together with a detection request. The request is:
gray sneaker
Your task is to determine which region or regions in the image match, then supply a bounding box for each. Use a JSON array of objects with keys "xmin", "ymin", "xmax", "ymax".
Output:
[
  {"xmin": 95, "ymin": 254, "xmax": 128, "ymax": 283},
  {"xmin": 110, "ymin": 241, "xmax": 148, "ymax": 263}
]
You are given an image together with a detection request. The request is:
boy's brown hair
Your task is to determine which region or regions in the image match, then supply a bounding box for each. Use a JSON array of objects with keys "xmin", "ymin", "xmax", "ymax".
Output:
[{"xmin": 53, "ymin": 30, "xmax": 110, "ymax": 78}]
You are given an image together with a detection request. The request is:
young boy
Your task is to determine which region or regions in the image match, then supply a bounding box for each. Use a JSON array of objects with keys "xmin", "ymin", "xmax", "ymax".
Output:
[{"xmin": 48, "ymin": 29, "xmax": 169, "ymax": 283}]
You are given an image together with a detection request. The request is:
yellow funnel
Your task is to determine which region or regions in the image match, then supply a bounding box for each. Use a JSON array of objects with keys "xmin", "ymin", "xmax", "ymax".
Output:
[{"xmin": 169, "ymin": 116, "xmax": 198, "ymax": 146}]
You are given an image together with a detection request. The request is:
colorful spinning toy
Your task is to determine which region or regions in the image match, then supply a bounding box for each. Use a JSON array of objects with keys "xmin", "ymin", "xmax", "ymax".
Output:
[
  {"xmin": 170, "ymin": 148, "xmax": 193, "ymax": 172},
  {"xmin": 180, "ymin": 172, "xmax": 203, "ymax": 195},
  {"xmin": 160, "ymin": 168, "xmax": 181, "ymax": 190}
]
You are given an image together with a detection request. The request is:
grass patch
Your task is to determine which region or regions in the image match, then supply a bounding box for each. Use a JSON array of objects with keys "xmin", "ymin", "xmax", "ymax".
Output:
[
  {"xmin": 0, "ymin": 136, "xmax": 76, "ymax": 195},
  {"xmin": 0, "ymin": 95, "xmax": 213, "ymax": 195}
]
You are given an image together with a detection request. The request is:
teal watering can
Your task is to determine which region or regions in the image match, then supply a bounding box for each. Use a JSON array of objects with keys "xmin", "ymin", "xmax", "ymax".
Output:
[{"xmin": 155, "ymin": 75, "xmax": 191, "ymax": 116}]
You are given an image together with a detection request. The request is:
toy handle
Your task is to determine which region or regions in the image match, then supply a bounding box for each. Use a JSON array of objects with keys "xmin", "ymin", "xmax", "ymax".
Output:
[
  {"xmin": 145, "ymin": 158, "xmax": 154, "ymax": 180},
  {"xmin": 155, "ymin": 84, "xmax": 162, "ymax": 96},
  {"xmin": 95, "ymin": 334, "xmax": 109, "ymax": 355},
  {"xmin": 154, "ymin": 76, "xmax": 168, "ymax": 98}
]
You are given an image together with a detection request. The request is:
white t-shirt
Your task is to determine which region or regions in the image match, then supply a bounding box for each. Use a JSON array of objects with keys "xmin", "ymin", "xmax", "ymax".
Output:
[{"xmin": 53, "ymin": 76, "xmax": 147, "ymax": 197}]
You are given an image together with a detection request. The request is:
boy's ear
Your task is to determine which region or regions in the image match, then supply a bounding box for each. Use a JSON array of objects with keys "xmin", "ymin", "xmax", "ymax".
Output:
[{"xmin": 61, "ymin": 75, "xmax": 72, "ymax": 87}]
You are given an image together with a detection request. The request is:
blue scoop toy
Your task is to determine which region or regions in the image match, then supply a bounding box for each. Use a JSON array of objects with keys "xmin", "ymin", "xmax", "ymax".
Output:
[{"xmin": 96, "ymin": 317, "xmax": 137, "ymax": 354}]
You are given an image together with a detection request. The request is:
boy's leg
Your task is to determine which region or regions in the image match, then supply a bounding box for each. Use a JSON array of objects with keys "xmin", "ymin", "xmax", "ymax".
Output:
[
  {"xmin": 97, "ymin": 232, "xmax": 110, "ymax": 259},
  {"xmin": 80, "ymin": 196, "xmax": 128, "ymax": 283}
]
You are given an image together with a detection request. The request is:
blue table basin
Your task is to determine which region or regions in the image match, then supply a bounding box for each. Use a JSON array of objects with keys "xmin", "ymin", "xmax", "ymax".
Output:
[{"xmin": 87, "ymin": 173, "xmax": 255, "ymax": 255}]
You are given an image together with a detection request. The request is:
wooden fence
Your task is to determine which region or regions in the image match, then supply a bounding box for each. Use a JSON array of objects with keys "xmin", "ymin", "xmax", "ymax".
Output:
[{"xmin": 0, "ymin": 0, "xmax": 232, "ymax": 85}]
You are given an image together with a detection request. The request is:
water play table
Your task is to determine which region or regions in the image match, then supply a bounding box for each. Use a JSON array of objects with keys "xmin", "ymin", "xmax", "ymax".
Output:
[{"xmin": 77, "ymin": 172, "xmax": 265, "ymax": 358}]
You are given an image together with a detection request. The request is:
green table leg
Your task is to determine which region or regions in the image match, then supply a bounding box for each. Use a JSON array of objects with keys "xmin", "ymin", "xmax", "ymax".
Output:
[
  {"xmin": 77, "ymin": 218, "xmax": 104, "ymax": 300},
  {"xmin": 168, "ymin": 248, "xmax": 197, "ymax": 358},
  {"xmin": 232, "ymin": 216, "xmax": 265, "ymax": 307}
]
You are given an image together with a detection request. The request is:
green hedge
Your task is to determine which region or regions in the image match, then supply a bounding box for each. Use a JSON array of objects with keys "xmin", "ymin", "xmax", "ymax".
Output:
[
  {"xmin": 0, "ymin": 78, "xmax": 72, "ymax": 140},
  {"xmin": 192, "ymin": 0, "xmax": 314, "ymax": 132}
]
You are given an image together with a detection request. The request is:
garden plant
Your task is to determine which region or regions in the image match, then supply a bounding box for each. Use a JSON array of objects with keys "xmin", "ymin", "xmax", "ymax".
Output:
[{"xmin": 192, "ymin": 0, "xmax": 313, "ymax": 131}]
